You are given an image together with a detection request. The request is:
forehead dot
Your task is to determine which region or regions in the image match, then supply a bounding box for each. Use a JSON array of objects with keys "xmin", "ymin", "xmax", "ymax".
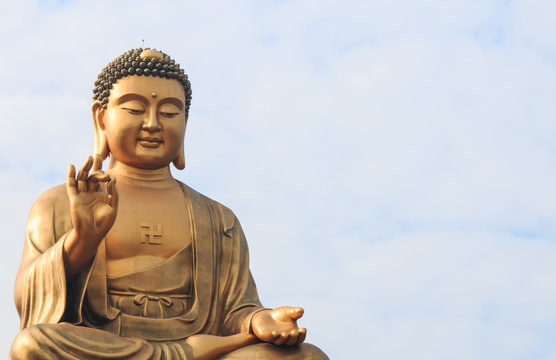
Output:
[{"xmin": 151, "ymin": 92, "xmax": 158, "ymax": 99}]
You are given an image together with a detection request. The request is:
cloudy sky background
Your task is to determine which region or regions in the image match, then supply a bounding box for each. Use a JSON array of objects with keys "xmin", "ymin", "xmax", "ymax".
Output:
[{"xmin": 1, "ymin": 0, "xmax": 556, "ymax": 358}]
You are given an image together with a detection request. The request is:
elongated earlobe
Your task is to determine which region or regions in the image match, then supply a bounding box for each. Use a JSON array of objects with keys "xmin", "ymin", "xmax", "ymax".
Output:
[
  {"xmin": 92, "ymin": 101, "xmax": 110, "ymax": 160},
  {"xmin": 173, "ymin": 142, "xmax": 185, "ymax": 170}
]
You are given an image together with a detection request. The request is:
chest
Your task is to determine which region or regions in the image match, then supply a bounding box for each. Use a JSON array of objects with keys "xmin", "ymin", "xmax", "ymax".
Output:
[{"xmin": 106, "ymin": 184, "xmax": 192, "ymax": 262}]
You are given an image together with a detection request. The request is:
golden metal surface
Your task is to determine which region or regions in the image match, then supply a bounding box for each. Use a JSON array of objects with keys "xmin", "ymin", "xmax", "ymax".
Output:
[
  {"xmin": 140, "ymin": 48, "xmax": 164, "ymax": 60},
  {"xmin": 9, "ymin": 50, "xmax": 328, "ymax": 360}
]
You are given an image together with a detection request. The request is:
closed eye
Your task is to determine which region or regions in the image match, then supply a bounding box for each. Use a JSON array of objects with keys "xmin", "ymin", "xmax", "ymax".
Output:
[
  {"xmin": 122, "ymin": 107, "xmax": 145, "ymax": 115},
  {"xmin": 160, "ymin": 112, "xmax": 179, "ymax": 118}
]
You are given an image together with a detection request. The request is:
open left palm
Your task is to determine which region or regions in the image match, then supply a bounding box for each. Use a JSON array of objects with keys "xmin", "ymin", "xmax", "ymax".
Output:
[{"xmin": 251, "ymin": 306, "xmax": 307, "ymax": 346}]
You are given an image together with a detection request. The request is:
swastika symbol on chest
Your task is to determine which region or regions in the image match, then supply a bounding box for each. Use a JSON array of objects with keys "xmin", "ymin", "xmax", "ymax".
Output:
[{"xmin": 140, "ymin": 223, "xmax": 163, "ymax": 245}]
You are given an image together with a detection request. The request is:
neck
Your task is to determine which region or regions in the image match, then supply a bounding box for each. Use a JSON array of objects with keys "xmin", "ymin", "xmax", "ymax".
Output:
[{"xmin": 106, "ymin": 158, "xmax": 175, "ymax": 186}]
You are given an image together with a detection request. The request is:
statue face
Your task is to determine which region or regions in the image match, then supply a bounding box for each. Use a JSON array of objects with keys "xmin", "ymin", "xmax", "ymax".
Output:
[{"xmin": 100, "ymin": 76, "xmax": 187, "ymax": 169}]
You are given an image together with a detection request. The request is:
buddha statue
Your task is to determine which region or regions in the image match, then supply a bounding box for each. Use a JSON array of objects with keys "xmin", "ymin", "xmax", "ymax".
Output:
[{"xmin": 9, "ymin": 48, "xmax": 328, "ymax": 360}]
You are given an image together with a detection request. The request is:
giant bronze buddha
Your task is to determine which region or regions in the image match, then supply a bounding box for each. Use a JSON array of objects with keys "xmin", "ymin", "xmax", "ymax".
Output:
[{"xmin": 9, "ymin": 48, "xmax": 328, "ymax": 360}]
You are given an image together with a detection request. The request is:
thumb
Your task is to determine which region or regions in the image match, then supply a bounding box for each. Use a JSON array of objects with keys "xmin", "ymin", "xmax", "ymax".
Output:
[
  {"xmin": 271, "ymin": 306, "xmax": 304, "ymax": 322},
  {"xmin": 287, "ymin": 307, "xmax": 304, "ymax": 321}
]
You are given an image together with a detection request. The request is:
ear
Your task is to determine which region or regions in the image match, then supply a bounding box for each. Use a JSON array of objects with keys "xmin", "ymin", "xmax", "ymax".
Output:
[
  {"xmin": 172, "ymin": 142, "xmax": 186, "ymax": 170},
  {"xmin": 92, "ymin": 101, "xmax": 110, "ymax": 160},
  {"xmin": 173, "ymin": 115, "xmax": 187, "ymax": 170}
]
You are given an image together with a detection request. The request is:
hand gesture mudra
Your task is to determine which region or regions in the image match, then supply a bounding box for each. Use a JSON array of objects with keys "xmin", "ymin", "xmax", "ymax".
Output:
[
  {"xmin": 63, "ymin": 155, "xmax": 118, "ymax": 275},
  {"xmin": 252, "ymin": 306, "xmax": 307, "ymax": 346}
]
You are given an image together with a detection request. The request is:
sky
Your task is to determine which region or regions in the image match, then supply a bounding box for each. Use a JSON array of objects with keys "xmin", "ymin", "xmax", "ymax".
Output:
[{"xmin": 1, "ymin": 0, "xmax": 556, "ymax": 358}]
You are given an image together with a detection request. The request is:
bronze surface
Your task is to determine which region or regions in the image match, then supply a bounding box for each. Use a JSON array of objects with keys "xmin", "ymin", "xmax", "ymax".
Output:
[{"xmin": 9, "ymin": 48, "xmax": 328, "ymax": 360}]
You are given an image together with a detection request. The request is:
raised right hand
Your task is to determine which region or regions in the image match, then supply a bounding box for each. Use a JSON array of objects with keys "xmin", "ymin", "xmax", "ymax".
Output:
[{"xmin": 63, "ymin": 155, "xmax": 118, "ymax": 275}]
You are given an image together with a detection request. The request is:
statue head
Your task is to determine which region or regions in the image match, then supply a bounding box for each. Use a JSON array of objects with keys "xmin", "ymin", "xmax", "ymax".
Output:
[{"xmin": 92, "ymin": 48, "xmax": 191, "ymax": 170}]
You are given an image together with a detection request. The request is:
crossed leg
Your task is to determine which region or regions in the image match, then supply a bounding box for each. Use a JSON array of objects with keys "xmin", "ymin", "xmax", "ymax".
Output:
[{"xmin": 10, "ymin": 323, "xmax": 328, "ymax": 360}]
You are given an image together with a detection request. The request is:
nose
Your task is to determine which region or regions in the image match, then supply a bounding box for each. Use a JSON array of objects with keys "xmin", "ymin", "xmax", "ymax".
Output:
[{"xmin": 142, "ymin": 109, "xmax": 161, "ymax": 132}]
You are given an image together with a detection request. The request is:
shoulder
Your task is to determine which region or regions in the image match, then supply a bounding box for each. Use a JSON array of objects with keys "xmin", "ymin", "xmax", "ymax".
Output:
[
  {"xmin": 26, "ymin": 184, "xmax": 72, "ymax": 249},
  {"xmin": 178, "ymin": 181, "xmax": 237, "ymax": 234},
  {"xmin": 28, "ymin": 184, "xmax": 69, "ymax": 216}
]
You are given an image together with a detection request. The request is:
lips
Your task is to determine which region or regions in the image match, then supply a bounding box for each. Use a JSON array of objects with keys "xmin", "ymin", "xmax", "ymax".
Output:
[{"xmin": 138, "ymin": 137, "xmax": 163, "ymax": 148}]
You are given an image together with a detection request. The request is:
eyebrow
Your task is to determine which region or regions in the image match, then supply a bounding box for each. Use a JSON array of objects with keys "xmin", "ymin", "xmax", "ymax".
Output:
[
  {"xmin": 115, "ymin": 93, "xmax": 185, "ymax": 111},
  {"xmin": 160, "ymin": 97, "xmax": 185, "ymax": 111},
  {"xmin": 116, "ymin": 93, "xmax": 148, "ymax": 106}
]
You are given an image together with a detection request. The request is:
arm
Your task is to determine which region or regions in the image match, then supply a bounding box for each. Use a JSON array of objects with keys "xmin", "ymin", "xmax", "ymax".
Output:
[
  {"xmin": 216, "ymin": 210, "xmax": 265, "ymax": 335},
  {"xmin": 14, "ymin": 191, "xmax": 71, "ymax": 329},
  {"xmin": 63, "ymin": 156, "xmax": 117, "ymax": 275},
  {"xmin": 14, "ymin": 156, "xmax": 117, "ymax": 328},
  {"xmin": 217, "ymin": 211, "xmax": 306, "ymax": 346}
]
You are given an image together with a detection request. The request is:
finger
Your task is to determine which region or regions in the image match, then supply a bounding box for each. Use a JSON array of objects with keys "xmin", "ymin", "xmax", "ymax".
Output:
[
  {"xmin": 77, "ymin": 156, "xmax": 93, "ymax": 193},
  {"xmin": 273, "ymin": 331, "xmax": 289, "ymax": 346},
  {"xmin": 285, "ymin": 330, "xmax": 299, "ymax": 346},
  {"xmin": 90, "ymin": 175, "xmax": 108, "ymax": 194},
  {"xmin": 297, "ymin": 328, "xmax": 307, "ymax": 344},
  {"xmin": 92, "ymin": 154, "xmax": 103, "ymax": 173},
  {"xmin": 77, "ymin": 156, "xmax": 93, "ymax": 180},
  {"xmin": 89, "ymin": 179, "xmax": 100, "ymax": 192},
  {"xmin": 88, "ymin": 172, "xmax": 110, "ymax": 183},
  {"xmin": 106, "ymin": 178, "xmax": 118, "ymax": 208},
  {"xmin": 86, "ymin": 174, "xmax": 106, "ymax": 191},
  {"xmin": 258, "ymin": 329, "xmax": 279, "ymax": 342},
  {"xmin": 88, "ymin": 155, "xmax": 109, "ymax": 189},
  {"xmin": 66, "ymin": 165, "xmax": 77, "ymax": 196},
  {"xmin": 99, "ymin": 178, "xmax": 107, "ymax": 193},
  {"xmin": 288, "ymin": 307, "xmax": 304, "ymax": 321}
]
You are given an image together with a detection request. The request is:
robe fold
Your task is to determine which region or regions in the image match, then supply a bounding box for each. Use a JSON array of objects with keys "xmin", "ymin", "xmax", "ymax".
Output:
[{"xmin": 14, "ymin": 181, "xmax": 262, "ymax": 343}]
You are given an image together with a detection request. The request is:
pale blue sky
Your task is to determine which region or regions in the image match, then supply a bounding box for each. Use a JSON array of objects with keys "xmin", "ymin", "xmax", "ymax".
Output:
[{"xmin": 1, "ymin": 1, "xmax": 556, "ymax": 359}]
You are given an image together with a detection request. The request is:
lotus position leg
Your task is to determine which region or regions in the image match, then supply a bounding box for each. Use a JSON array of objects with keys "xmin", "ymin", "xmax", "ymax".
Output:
[{"xmin": 10, "ymin": 323, "xmax": 192, "ymax": 360}]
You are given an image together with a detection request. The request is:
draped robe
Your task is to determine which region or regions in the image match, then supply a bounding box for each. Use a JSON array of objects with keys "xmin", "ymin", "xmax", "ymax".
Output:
[{"xmin": 11, "ymin": 181, "xmax": 264, "ymax": 358}]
